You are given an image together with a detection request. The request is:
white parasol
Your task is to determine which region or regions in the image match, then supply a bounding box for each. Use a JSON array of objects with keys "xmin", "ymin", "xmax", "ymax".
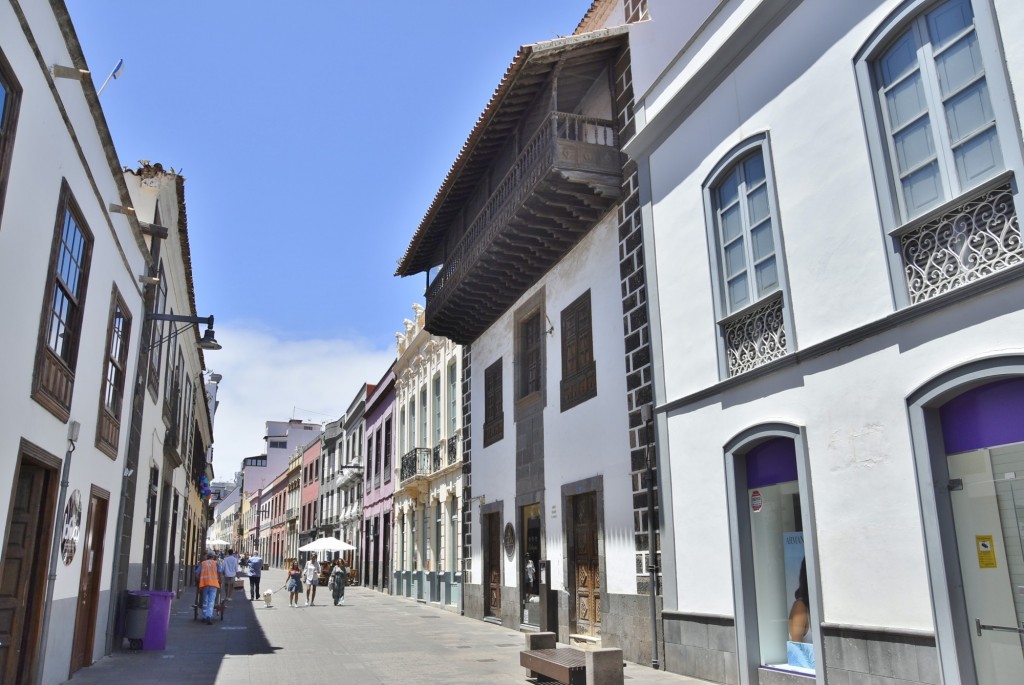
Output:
[{"xmin": 298, "ymin": 537, "xmax": 355, "ymax": 553}]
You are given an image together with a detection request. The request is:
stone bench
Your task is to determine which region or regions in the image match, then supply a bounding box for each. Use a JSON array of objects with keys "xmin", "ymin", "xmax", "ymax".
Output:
[{"xmin": 520, "ymin": 632, "xmax": 623, "ymax": 685}]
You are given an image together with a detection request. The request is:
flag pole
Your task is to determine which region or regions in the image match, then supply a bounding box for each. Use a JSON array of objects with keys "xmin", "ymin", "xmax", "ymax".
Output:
[{"xmin": 97, "ymin": 58, "xmax": 125, "ymax": 96}]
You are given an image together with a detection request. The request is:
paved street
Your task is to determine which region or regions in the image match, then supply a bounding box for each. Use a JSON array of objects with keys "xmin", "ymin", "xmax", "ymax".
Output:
[{"xmin": 64, "ymin": 567, "xmax": 705, "ymax": 685}]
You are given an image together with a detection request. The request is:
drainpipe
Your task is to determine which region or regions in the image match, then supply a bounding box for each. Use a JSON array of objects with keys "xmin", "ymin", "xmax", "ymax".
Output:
[
  {"xmin": 641, "ymin": 405, "xmax": 660, "ymax": 670},
  {"xmin": 34, "ymin": 420, "xmax": 80, "ymax": 684}
]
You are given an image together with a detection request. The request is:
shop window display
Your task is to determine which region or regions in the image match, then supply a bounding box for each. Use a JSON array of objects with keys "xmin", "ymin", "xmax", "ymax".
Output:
[
  {"xmin": 521, "ymin": 503, "xmax": 542, "ymax": 625},
  {"xmin": 746, "ymin": 438, "xmax": 815, "ymax": 675}
]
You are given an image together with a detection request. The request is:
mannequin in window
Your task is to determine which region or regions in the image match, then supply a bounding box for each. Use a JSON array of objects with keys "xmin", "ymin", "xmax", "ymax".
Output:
[{"xmin": 788, "ymin": 558, "xmax": 810, "ymax": 642}]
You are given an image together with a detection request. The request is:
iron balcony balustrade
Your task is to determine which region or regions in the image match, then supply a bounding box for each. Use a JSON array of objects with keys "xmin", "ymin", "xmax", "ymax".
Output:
[
  {"xmin": 424, "ymin": 111, "xmax": 622, "ymax": 343},
  {"xmin": 399, "ymin": 447, "xmax": 431, "ymax": 487},
  {"xmin": 447, "ymin": 435, "xmax": 459, "ymax": 466}
]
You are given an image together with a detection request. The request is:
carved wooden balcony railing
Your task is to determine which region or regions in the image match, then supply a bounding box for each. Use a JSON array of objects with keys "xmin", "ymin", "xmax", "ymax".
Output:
[{"xmin": 425, "ymin": 111, "xmax": 622, "ymax": 343}]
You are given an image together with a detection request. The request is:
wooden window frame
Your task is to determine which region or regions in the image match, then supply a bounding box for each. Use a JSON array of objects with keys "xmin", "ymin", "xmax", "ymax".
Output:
[
  {"xmin": 32, "ymin": 181, "xmax": 94, "ymax": 421},
  {"xmin": 95, "ymin": 285, "xmax": 132, "ymax": 458},
  {"xmin": 147, "ymin": 265, "xmax": 166, "ymax": 399},
  {"xmin": 483, "ymin": 359, "xmax": 504, "ymax": 447},
  {"xmin": 560, "ymin": 290, "xmax": 597, "ymax": 412},
  {"xmin": 383, "ymin": 417, "xmax": 392, "ymax": 482},
  {"xmin": 0, "ymin": 47, "xmax": 23, "ymax": 225}
]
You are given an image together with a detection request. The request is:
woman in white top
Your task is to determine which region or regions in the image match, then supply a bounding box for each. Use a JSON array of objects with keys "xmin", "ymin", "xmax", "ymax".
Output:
[{"xmin": 303, "ymin": 554, "xmax": 320, "ymax": 606}]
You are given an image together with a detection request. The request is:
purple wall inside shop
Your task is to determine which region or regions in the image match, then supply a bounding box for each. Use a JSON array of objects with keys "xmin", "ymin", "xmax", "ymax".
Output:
[{"xmin": 940, "ymin": 377, "xmax": 1024, "ymax": 454}]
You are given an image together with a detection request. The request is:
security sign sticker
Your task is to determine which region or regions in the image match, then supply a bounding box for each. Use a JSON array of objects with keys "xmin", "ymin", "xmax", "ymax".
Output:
[
  {"xmin": 751, "ymin": 490, "xmax": 763, "ymax": 513},
  {"xmin": 976, "ymin": 535, "xmax": 996, "ymax": 568}
]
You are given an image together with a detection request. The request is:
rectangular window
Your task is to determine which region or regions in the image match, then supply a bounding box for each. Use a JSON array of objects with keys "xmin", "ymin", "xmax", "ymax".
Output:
[
  {"xmin": 432, "ymin": 375, "xmax": 442, "ymax": 446},
  {"xmin": 162, "ymin": 309, "xmax": 177, "ymax": 420},
  {"xmin": 483, "ymin": 359, "xmax": 503, "ymax": 447},
  {"xmin": 374, "ymin": 427, "xmax": 382, "ymax": 480},
  {"xmin": 269, "ymin": 440, "xmax": 287, "ymax": 449},
  {"xmin": 399, "ymin": 408, "xmax": 406, "ymax": 455},
  {"xmin": 409, "ymin": 399, "xmax": 416, "ymax": 450},
  {"xmin": 384, "ymin": 417, "xmax": 392, "ymax": 481},
  {"xmin": 32, "ymin": 182, "xmax": 93, "ymax": 420},
  {"xmin": 147, "ymin": 264, "xmax": 166, "ymax": 397},
  {"xmin": 519, "ymin": 313, "xmax": 542, "ymax": 398},
  {"xmin": 96, "ymin": 287, "xmax": 132, "ymax": 458},
  {"xmin": 448, "ymin": 361, "xmax": 458, "ymax": 436},
  {"xmin": 419, "ymin": 386, "xmax": 428, "ymax": 448},
  {"xmin": 560, "ymin": 290, "xmax": 597, "ymax": 411},
  {"xmin": 0, "ymin": 48, "xmax": 22, "ymax": 223}
]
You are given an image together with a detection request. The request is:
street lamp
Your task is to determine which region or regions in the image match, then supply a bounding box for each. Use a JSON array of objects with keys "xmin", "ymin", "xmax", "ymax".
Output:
[{"xmin": 146, "ymin": 313, "xmax": 221, "ymax": 351}]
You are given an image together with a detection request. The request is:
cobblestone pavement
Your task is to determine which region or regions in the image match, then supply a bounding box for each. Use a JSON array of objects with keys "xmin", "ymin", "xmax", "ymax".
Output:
[{"xmin": 64, "ymin": 567, "xmax": 709, "ymax": 684}]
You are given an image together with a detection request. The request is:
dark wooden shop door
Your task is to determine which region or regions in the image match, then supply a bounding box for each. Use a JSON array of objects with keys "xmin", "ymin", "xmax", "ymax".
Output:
[
  {"xmin": 0, "ymin": 459, "xmax": 56, "ymax": 684},
  {"xmin": 486, "ymin": 513, "xmax": 501, "ymax": 618},
  {"xmin": 571, "ymin": 491, "xmax": 601, "ymax": 636},
  {"xmin": 70, "ymin": 490, "xmax": 108, "ymax": 675}
]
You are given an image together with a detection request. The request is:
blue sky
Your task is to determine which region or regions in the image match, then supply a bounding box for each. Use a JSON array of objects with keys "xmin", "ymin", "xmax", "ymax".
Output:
[{"xmin": 67, "ymin": 1, "xmax": 595, "ymax": 474}]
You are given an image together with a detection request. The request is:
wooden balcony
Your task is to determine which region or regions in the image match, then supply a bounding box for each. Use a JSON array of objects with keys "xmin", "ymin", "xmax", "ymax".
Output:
[{"xmin": 424, "ymin": 112, "xmax": 622, "ymax": 343}]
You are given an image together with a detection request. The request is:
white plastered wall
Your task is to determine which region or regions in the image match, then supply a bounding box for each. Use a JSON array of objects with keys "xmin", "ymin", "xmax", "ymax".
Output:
[{"xmin": 470, "ymin": 211, "xmax": 635, "ymax": 596}]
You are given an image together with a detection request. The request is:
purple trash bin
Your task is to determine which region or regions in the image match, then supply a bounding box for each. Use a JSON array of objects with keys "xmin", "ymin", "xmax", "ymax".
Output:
[{"xmin": 127, "ymin": 590, "xmax": 175, "ymax": 650}]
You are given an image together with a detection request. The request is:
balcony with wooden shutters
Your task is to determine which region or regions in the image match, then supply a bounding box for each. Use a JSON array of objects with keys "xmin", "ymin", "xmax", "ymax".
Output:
[{"xmin": 397, "ymin": 28, "xmax": 627, "ymax": 344}]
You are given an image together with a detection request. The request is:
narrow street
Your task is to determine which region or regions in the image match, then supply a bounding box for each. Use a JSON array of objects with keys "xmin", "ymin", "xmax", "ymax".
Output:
[{"xmin": 64, "ymin": 568, "xmax": 701, "ymax": 685}]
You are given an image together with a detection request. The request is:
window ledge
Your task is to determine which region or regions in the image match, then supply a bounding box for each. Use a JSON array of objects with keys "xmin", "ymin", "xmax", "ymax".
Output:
[
  {"xmin": 717, "ymin": 289, "xmax": 783, "ymax": 328},
  {"xmin": 890, "ymin": 169, "xmax": 1015, "ymax": 239}
]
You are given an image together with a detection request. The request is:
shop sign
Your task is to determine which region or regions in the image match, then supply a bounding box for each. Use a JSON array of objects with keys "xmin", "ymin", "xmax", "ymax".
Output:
[
  {"xmin": 750, "ymin": 489, "xmax": 763, "ymax": 513},
  {"xmin": 61, "ymin": 489, "xmax": 82, "ymax": 565}
]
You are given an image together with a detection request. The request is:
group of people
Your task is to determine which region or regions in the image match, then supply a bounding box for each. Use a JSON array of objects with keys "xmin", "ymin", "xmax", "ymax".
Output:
[
  {"xmin": 287, "ymin": 554, "xmax": 348, "ymax": 607},
  {"xmin": 195, "ymin": 549, "xmax": 348, "ymax": 621},
  {"xmin": 194, "ymin": 548, "xmax": 263, "ymax": 623}
]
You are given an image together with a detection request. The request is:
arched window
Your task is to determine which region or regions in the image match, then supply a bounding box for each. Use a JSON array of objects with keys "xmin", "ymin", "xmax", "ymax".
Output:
[
  {"xmin": 725, "ymin": 424, "xmax": 821, "ymax": 681},
  {"xmin": 703, "ymin": 134, "xmax": 792, "ymax": 378}
]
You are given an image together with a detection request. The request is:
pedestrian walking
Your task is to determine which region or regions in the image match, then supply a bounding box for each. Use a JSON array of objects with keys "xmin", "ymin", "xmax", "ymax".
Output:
[
  {"xmin": 222, "ymin": 548, "xmax": 239, "ymax": 601},
  {"xmin": 248, "ymin": 553, "xmax": 263, "ymax": 600},
  {"xmin": 195, "ymin": 551, "xmax": 223, "ymax": 624},
  {"xmin": 329, "ymin": 558, "xmax": 347, "ymax": 606},
  {"xmin": 303, "ymin": 553, "xmax": 320, "ymax": 606},
  {"xmin": 287, "ymin": 562, "xmax": 303, "ymax": 607}
]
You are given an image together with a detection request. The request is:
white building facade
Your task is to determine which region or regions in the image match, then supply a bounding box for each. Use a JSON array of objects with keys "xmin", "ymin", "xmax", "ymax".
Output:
[
  {"xmin": 627, "ymin": 0, "xmax": 1024, "ymax": 684},
  {"xmin": 397, "ymin": 4, "xmax": 658, "ymax": 663},
  {"xmin": 0, "ymin": 4, "xmax": 215, "ymax": 682},
  {"xmin": 392, "ymin": 305, "xmax": 464, "ymax": 609}
]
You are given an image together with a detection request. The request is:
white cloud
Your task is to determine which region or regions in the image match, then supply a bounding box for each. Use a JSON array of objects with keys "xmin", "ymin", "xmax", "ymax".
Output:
[{"xmin": 205, "ymin": 323, "xmax": 395, "ymax": 479}]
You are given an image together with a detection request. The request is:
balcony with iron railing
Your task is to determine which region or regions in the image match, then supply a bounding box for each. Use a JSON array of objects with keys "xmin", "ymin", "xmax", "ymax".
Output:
[
  {"xmin": 424, "ymin": 112, "xmax": 622, "ymax": 343},
  {"xmin": 399, "ymin": 447, "xmax": 431, "ymax": 487}
]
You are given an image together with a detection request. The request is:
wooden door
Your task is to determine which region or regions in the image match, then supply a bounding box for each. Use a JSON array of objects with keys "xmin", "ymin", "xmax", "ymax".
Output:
[
  {"xmin": 571, "ymin": 492, "xmax": 601, "ymax": 636},
  {"xmin": 0, "ymin": 460, "xmax": 56, "ymax": 684},
  {"xmin": 70, "ymin": 490, "xmax": 108, "ymax": 675},
  {"xmin": 486, "ymin": 513, "xmax": 501, "ymax": 618}
]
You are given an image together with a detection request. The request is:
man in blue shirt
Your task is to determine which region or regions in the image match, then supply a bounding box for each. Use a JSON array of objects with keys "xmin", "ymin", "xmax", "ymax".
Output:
[{"xmin": 247, "ymin": 553, "xmax": 263, "ymax": 600}]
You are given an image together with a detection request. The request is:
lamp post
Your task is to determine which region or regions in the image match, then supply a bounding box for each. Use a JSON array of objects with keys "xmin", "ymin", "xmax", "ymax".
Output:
[{"xmin": 640, "ymin": 404, "xmax": 660, "ymax": 670}]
